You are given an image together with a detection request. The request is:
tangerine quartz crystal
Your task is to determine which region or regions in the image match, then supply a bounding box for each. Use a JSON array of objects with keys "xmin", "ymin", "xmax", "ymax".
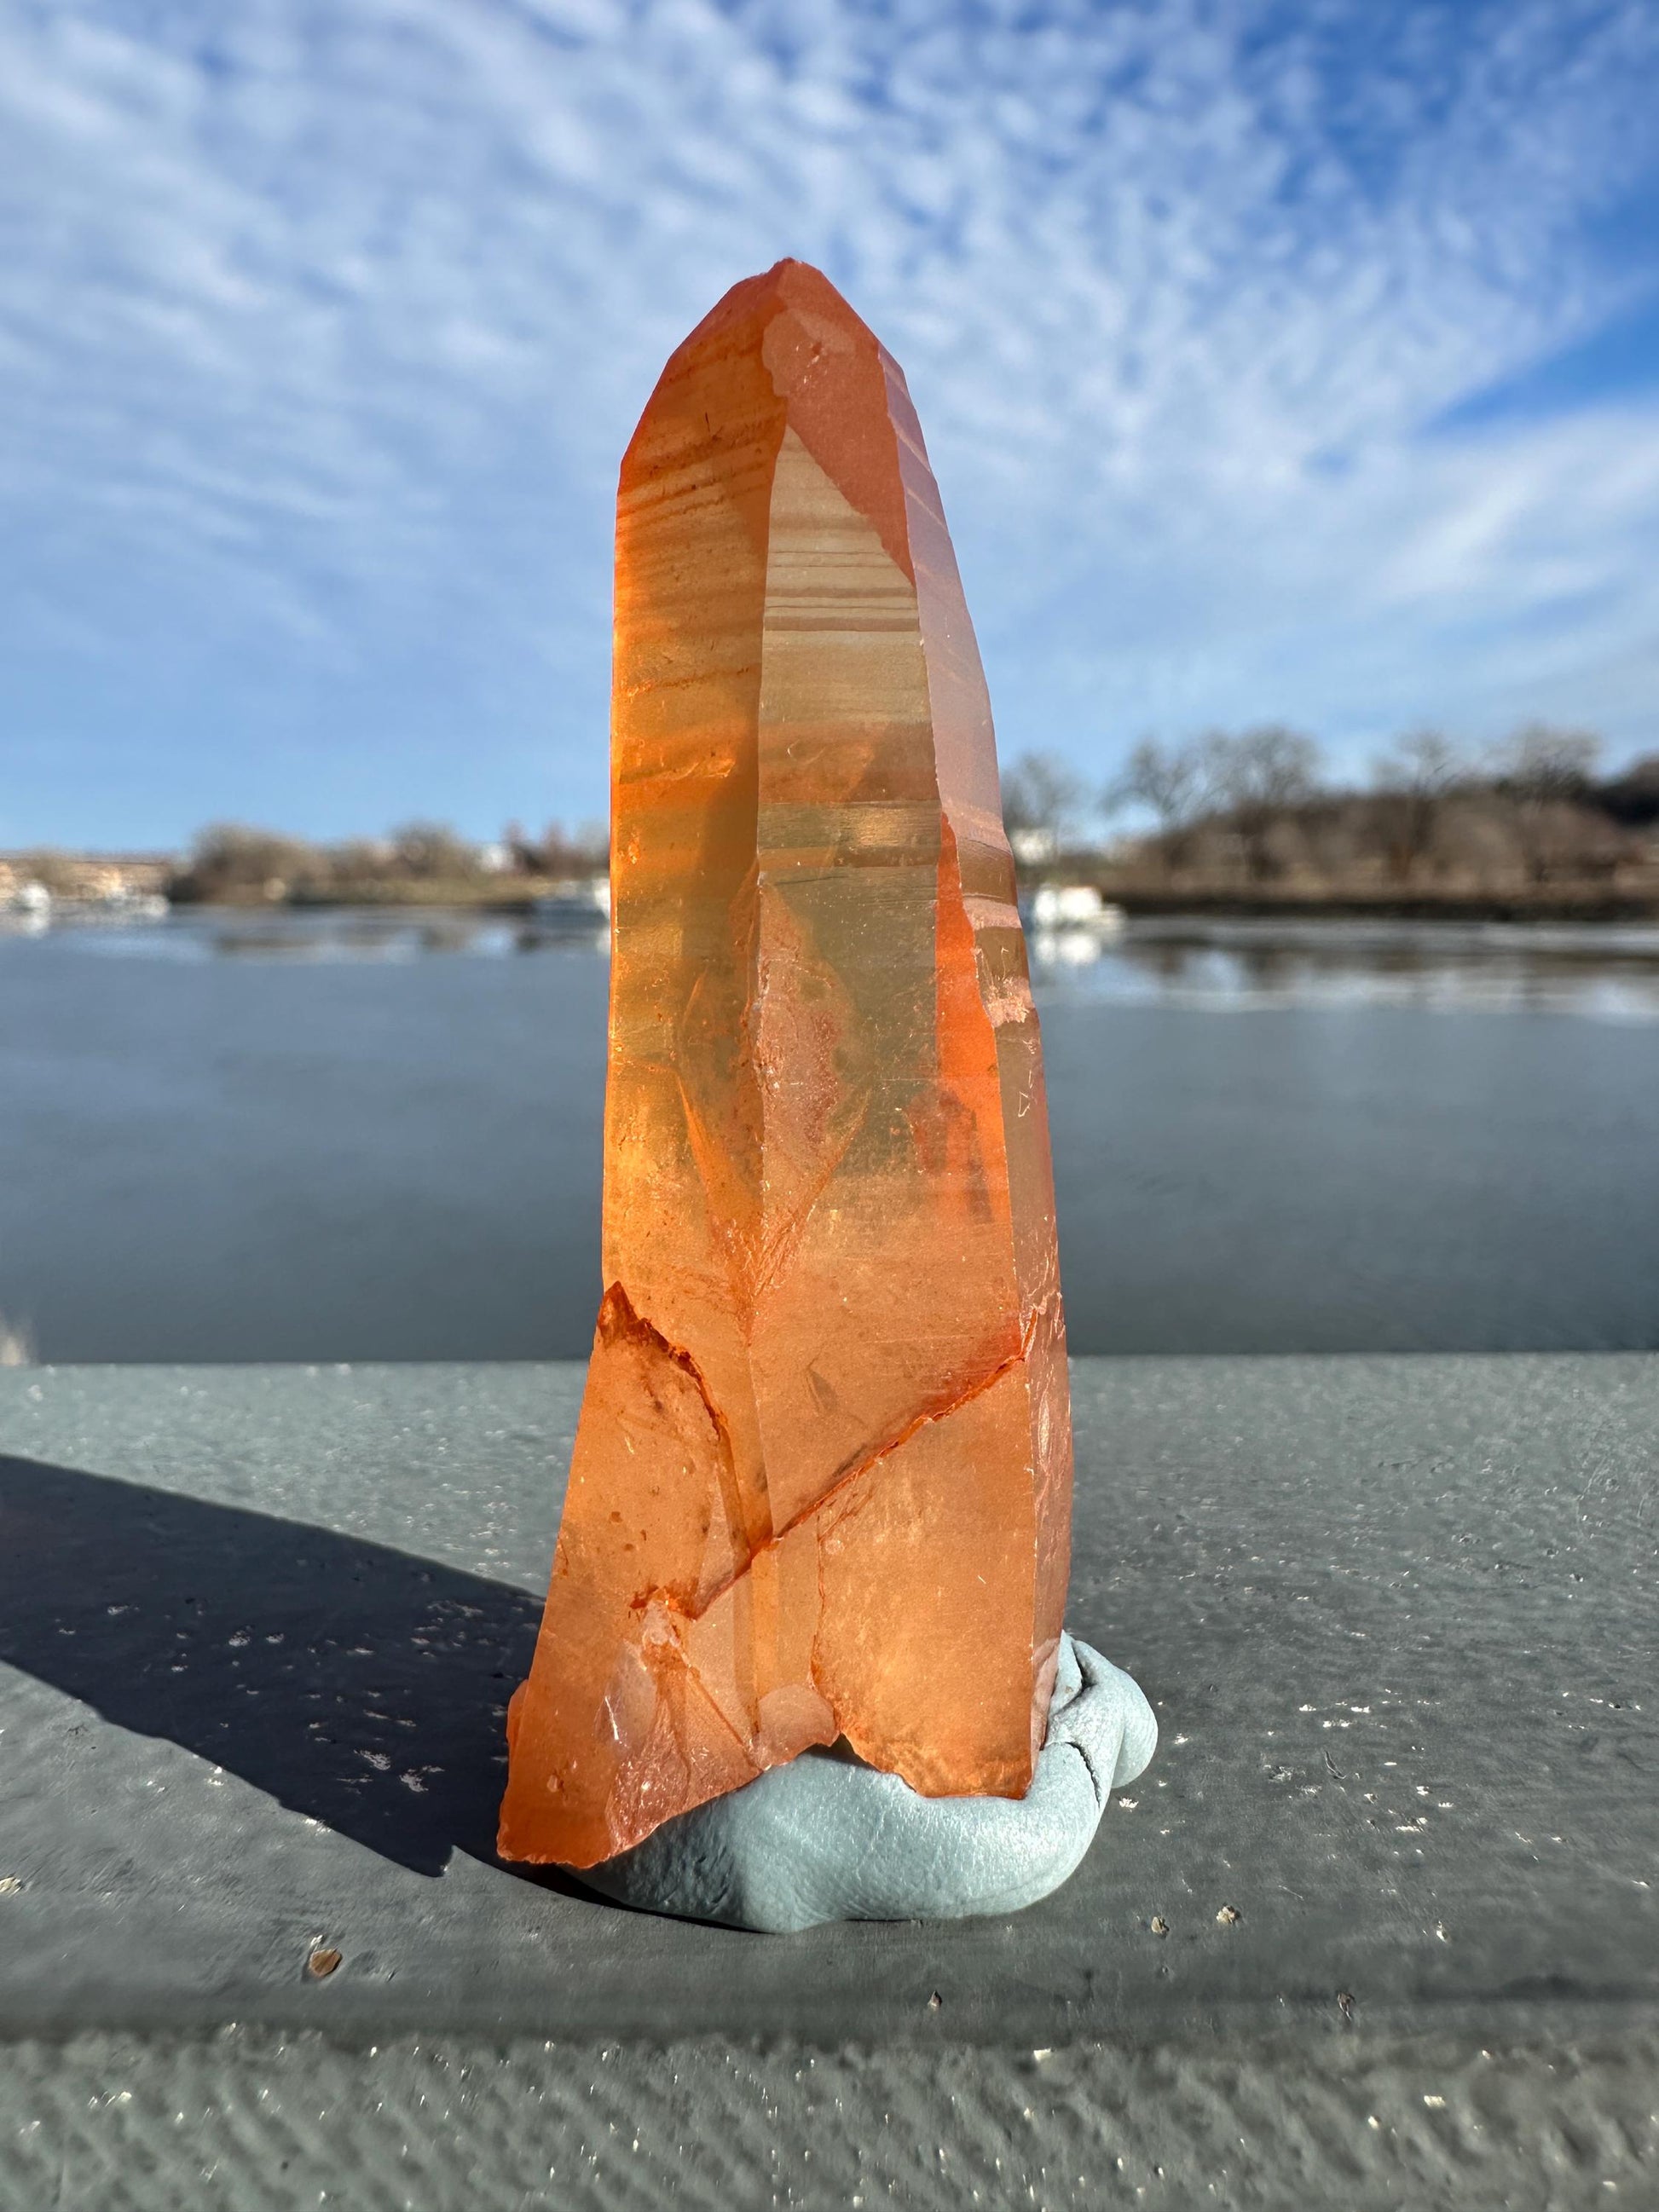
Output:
[{"xmin": 499, "ymin": 260, "xmax": 1073, "ymax": 1870}]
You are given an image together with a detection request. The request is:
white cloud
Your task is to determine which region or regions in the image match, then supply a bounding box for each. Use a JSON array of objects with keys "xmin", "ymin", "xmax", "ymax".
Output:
[{"xmin": 1, "ymin": 0, "xmax": 1656, "ymax": 839}]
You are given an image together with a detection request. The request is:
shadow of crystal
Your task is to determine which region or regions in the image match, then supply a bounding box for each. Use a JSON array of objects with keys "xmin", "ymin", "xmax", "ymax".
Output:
[{"xmin": 0, "ymin": 1451, "xmax": 542, "ymax": 1880}]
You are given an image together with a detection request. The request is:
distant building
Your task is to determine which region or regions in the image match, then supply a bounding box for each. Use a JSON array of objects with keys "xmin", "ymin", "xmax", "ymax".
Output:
[{"xmin": 0, "ymin": 850, "xmax": 176, "ymax": 902}]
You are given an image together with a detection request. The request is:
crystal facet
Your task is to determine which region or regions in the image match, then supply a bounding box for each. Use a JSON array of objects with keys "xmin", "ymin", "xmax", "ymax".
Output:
[{"xmin": 499, "ymin": 260, "xmax": 1072, "ymax": 1870}]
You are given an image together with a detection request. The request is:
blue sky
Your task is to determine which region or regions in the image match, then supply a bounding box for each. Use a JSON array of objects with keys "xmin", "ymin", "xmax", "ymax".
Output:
[{"xmin": 3, "ymin": 0, "xmax": 1658, "ymax": 849}]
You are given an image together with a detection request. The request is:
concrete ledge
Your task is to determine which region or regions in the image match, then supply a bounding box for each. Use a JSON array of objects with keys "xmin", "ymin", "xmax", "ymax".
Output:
[
  {"xmin": 5, "ymin": 2023, "xmax": 1658, "ymax": 2209},
  {"xmin": 1, "ymin": 1356, "xmax": 1655, "ymax": 2051}
]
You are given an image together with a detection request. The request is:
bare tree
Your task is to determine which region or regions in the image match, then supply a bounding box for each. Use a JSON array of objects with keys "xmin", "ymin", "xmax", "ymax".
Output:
[
  {"xmin": 522, "ymin": 818, "xmax": 610, "ymax": 876},
  {"xmin": 1373, "ymin": 728, "xmax": 1466, "ymax": 795},
  {"xmin": 1492, "ymin": 725, "xmax": 1604, "ymax": 886},
  {"xmin": 1104, "ymin": 736, "xmax": 1211, "ymax": 874},
  {"xmin": 182, "ymin": 824, "xmax": 321, "ymax": 901},
  {"xmin": 1002, "ymin": 750, "xmax": 1089, "ymax": 856},
  {"xmin": 1370, "ymin": 729, "xmax": 1468, "ymax": 881},
  {"xmin": 327, "ymin": 838, "xmax": 396, "ymax": 885},
  {"xmin": 1205, "ymin": 725, "xmax": 1323, "ymax": 881},
  {"xmin": 1492, "ymin": 723, "xmax": 1602, "ymax": 796},
  {"xmin": 390, "ymin": 823, "xmax": 485, "ymax": 880}
]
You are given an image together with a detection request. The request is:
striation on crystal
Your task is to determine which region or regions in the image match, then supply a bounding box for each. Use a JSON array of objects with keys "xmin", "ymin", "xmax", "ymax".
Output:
[{"xmin": 498, "ymin": 259, "xmax": 1073, "ymax": 1870}]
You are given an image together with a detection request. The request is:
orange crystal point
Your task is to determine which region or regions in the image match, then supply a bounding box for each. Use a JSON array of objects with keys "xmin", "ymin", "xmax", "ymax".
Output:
[{"xmin": 498, "ymin": 259, "xmax": 1073, "ymax": 1869}]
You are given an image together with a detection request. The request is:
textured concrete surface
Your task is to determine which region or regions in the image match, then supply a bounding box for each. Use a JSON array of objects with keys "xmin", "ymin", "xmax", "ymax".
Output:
[
  {"xmin": 1, "ymin": 1358, "xmax": 1656, "ymax": 2207},
  {"xmin": 4, "ymin": 2025, "xmax": 1657, "ymax": 2210},
  {"xmin": 0, "ymin": 1357, "xmax": 1655, "ymax": 2047}
]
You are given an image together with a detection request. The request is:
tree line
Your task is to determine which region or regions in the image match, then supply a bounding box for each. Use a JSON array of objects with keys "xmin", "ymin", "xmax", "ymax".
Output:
[
  {"xmin": 170, "ymin": 818, "xmax": 608, "ymax": 903},
  {"xmin": 1003, "ymin": 725, "xmax": 1659, "ymax": 895},
  {"xmin": 19, "ymin": 729, "xmax": 1657, "ymax": 908}
]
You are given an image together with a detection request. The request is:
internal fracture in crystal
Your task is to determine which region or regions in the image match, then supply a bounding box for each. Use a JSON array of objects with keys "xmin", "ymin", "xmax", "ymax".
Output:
[{"xmin": 499, "ymin": 260, "xmax": 1073, "ymax": 1870}]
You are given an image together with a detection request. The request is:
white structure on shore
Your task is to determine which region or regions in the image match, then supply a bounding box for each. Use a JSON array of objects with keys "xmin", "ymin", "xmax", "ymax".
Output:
[
  {"xmin": 1027, "ymin": 881, "xmax": 1127, "ymax": 968},
  {"xmin": 530, "ymin": 875, "xmax": 610, "ymax": 930},
  {"xmin": 1030, "ymin": 882, "xmax": 1125, "ymax": 930}
]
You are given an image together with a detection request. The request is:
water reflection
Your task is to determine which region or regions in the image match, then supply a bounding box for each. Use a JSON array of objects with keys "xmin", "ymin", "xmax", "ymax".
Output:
[
  {"xmin": 20, "ymin": 904, "xmax": 1659, "ymax": 1020},
  {"xmin": 1030, "ymin": 916, "xmax": 1659, "ymax": 1021},
  {"xmin": 6, "ymin": 900, "xmax": 1658, "ymax": 1358},
  {"xmin": 51, "ymin": 907, "xmax": 608, "ymax": 963}
]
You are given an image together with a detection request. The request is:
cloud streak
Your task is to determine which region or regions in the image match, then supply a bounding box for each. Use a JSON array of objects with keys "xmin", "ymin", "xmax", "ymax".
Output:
[{"xmin": 2, "ymin": 0, "xmax": 1657, "ymax": 840}]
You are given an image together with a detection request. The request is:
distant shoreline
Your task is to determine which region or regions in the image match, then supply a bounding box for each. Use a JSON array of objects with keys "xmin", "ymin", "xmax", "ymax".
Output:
[
  {"xmin": 1084, "ymin": 885, "xmax": 1659, "ymax": 924},
  {"xmin": 253, "ymin": 879, "xmax": 1659, "ymax": 926},
  {"xmin": 174, "ymin": 877, "xmax": 594, "ymax": 916},
  {"xmin": 14, "ymin": 863, "xmax": 1659, "ymax": 929}
]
